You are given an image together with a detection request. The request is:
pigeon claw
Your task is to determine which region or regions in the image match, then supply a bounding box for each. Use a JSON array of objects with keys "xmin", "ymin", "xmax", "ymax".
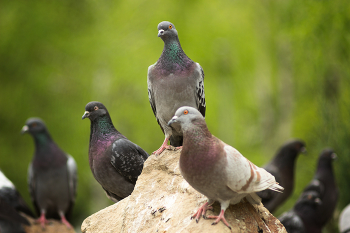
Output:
[
  {"xmin": 153, "ymin": 138, "xmax": 170, "ymax": 155},
  {"xmin": 191, "ymin": 201, "xmax": 211, "ymax": 223},
  {"xmin": 207, "ymin": 209, "xmax": 231, "ymax": 229}
]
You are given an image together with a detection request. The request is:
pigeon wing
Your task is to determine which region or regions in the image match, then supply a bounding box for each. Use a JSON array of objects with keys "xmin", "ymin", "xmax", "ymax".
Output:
[
  {"xmin": 195, "ymin": 63, "xmax": 206, "ymax": 117},
  {"xmin": 110, "ymin": 138, "xmax": 148, "ymax": 184}
]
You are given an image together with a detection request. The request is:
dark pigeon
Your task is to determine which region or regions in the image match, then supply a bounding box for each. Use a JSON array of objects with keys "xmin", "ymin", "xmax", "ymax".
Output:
[
  {"xmin": 299, "ymin": 148, "xmax": 338, "ymax": 233},
  {"xmin": 257, "ymin": 140, "xmax": 306, "ymax": 213},
  {"xmin": 82, "ymin": 101, "xmax": 149, "ymax": 202},
  {"xmin": 279, "ymin": 191, "xmax": 322, "ymax": 233},
  {"xmin": 339, "ymin": 204, "xmax": 350, "ymax": 233},
  {"xmin": 0, "ymin": 196, "xmax": 30, "ymax": 233},
  {"xmin": 0, "ymin": 169, "xmax": 35, "ymax": 218},
  {"xmin": 147, "ymin": 21, "xmax": 206, "ymax": 155},
  {"xmin": 281, "ymin": 148, "xmax": 338, "ymax": 233},
  {"xmin": 21, "ymin": 118, "xmax": 77, "ymax": 229},
  {"xmin": 168, "ymin": 106, "xmax": 283, "ymax": 229},
  {"xmin": 0, "ymin": 170, "xmax": 32, "ymax": 233}
]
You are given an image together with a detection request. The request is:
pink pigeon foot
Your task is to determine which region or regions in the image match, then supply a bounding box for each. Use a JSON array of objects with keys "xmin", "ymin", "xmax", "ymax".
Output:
[
  {"xmin": 60, "ymin": 214, "xmax": 73, "ymax": 228},
  {"xmin": 153, "ymin": 137, "xmax": 170, "ymax": 155},
  {"xmin": 35, "ymin": 213, "xmax": 49, "ymax": 229},
  {"xmin": 191, "ymin": 201, "xmax": 213, "ymax": 223},
  {"xmin": 207, "ymin": 209, "xmax": 231, "ymax": 229}
]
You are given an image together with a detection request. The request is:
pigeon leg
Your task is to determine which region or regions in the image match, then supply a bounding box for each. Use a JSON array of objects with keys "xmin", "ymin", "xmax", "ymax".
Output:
[
  {"xmin": 35, "ymin": 212, "xmax": 48, "ymax": 229},
  {"xmin": 153, "ymin": 137, "xmax": 170, "ymax": 155},
  {"xmin": 191, "ymin": 201, "xmax": 213, "ymax": 222},
  {"xmin": 207, "ymin": 209, "xmax": 231, "ymax": 229},
  {"xmin": 59, "ymin": 212, "xmax": 73, "ymax": 228}
]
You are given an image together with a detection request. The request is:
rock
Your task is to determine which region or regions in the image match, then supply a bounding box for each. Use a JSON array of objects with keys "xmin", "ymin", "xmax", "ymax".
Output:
[
  {"xmin": 81, "ymin": 149, "xmax": 287, "ymax": 233},
  {"xmin": 23, "ymin": 214, "xmax": 76, "ymax": 233}
]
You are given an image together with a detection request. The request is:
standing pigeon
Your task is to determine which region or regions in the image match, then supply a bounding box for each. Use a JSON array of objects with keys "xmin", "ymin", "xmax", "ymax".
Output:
[
  {"xmin": 82, "ymin": 101, "xmax": 149, "ymax": 202},
  {"xmin": 278, "ymin": 190, "xmax": 322, "ymax": 233},
  {"xmin": 0, "ymin": 196, "xmax": 30, "ymax": 233},
  {"xmin": 339, "ymin": 204, "xmax": 350, "ymax": 233},
  {"xmin": 147, "ymin": 21, "xmax": 206, "ymax": 155},
  {"xmin": 257, "ymin": 140, "xmax": 306, "ymax": 213},
  {"xmin": 21, "ymin": 118, "xmax": 77, "ymax": 228},
  {"xmin": 0, "ymin": 169, "xmax": 35, "ymax": 218},
  {"xmin": 167, "ymin": 106, "xmax": 283, "ymax": 229},
  {"xmin": 293, "ymin": 148, "xmax": 338, "ymax": 233}
]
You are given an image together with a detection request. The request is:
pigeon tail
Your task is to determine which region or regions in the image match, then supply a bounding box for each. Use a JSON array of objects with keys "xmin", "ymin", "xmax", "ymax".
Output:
[
  {"xmin": 246, "ymin": 193, "xmax": 262, "ymax": 205},
  {"xmin": 269, "ymin": 183, "xmax": 284, "ymax": 193}
]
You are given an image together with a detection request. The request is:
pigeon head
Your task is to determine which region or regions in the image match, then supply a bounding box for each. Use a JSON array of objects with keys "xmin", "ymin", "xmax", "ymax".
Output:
[
  {"xmin": 168, "ymin": 106, "xmax": 204, "ymax": 130},
  {"xmin": 21, "ymin": 118, "xmax": 48, "ymax": 135},
  {"xmin": 297, "ymin": 191, "xmax": 322, "ymax": 206},
  {"xmin": 82, "ymin": 101, "xmax": 109, "ymax": 121},
  {"xmin": 157, "ymin": 21, "xmax": 178, "ymax": 41},
  {"xmin": 319, "ymin": 148, "xmax": 337, "ymax": 161}
]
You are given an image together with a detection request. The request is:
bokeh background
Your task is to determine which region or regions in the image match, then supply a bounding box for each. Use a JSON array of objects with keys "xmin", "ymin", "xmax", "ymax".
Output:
[{"xmin": 1, "ymin": 0, "xmax": 349, "ymax": 231}]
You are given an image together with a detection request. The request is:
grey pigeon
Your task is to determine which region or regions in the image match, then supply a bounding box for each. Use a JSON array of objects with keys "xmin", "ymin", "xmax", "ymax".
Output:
[
  {"xmin": 21, "ymin": 118, "xmax": 77, "ymax": 228},
  {"xmin": 339, "ymin": 204, "xmax": 350, "ymax": 233},
  {"xmin": 147, "ymin": 21, "xmax": 206, "ymax": 155},
  {"xmin": 294, "ymin": 148, "xmax": 338, "ymax": 233},
  {"xmin": 82, "ymin": 101, "xmax": 149, "ymax": 202},
  {"xmin": 0, "ymin": 196, "xmax": 30, "ymax": 233},
  {"xmin": 0, "ymin": 169, "xmax": 35, "ymax": 218},
  {"xmin": 257, "ymin": 140, "xmax": 306, "ymax": 213},
  {"xmin": 278, "ymin": 190, "xmax": 322, "ymax": 233},
  {"xmin": 167, "ymin": 106, "xmax": 283, "ymax": 229}
]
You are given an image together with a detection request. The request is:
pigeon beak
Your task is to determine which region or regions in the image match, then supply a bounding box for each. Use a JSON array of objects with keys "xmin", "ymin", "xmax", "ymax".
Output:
[
  {"xmin": 82, "ymin": 111, "xmax": 90, "ymax": 120},
  {"xmin": 158, "ymin": 29, "xmax": 164, "ymax": 37},
  {"xmin": 331, "ymin": 153, "xmax": 337, "ymax": 160},
  {"xmin": 301, "ymin": 147, "xmax": 307, "ymax": 155},
  {"xmin": 168, "ymin": 116, "xmax": 178, "ymax": 126},
  {"xmin": 21, "ymin": 125, "xmax": 29, "ymax": 134},
  {"xmin": 315, "ymin": 198, "xmax": 322, "ymax": 205}
]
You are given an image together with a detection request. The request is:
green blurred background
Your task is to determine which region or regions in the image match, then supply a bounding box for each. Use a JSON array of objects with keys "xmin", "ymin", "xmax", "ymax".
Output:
[{"xmin": 1, "ymin": 0, "xmax": 349, "ymax": 231}]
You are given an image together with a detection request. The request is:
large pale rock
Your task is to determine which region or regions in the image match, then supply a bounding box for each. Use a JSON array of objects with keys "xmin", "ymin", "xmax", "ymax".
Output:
[{"xmin": 81, "ymin": 149, "xmax": 287, "ymax": 233}]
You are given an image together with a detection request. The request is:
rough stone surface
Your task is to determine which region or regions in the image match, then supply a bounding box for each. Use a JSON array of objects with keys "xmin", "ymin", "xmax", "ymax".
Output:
[{"xmin": 81, "ymin": 148, "xmax": 287, "ymax": 233}]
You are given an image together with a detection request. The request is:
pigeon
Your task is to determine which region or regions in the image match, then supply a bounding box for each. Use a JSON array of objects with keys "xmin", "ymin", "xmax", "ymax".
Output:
[
  {"xmin": 257, "ymin": 140, "xmax": 306, "ymax": 213},
  {"xmin": 0, "ymin": 169, "xmax": 35, "ymax": 218},
  {"xmin": 82, "ymin": 101, "xmax": 149, "ymax": 202},
  {"xmin": 339, "ymin": 204, "xmax": 350, "ymax": 233},
  {"xmin": 0, "ymin": 196, "xmax": 30, "ymax": 233},
  {"xmin": 293, "ymin": 148, "xmax": 338, "ymax": 233},
  {"xmin": 167, "ymin": 106, "xmax": 284, "ymax": 229},
  {"xmin": 147, "ymin": 21, "xmax": 206, "ymax": 155},
  {"xmin": 21, "ymin": 118, "xmax": 77, "ymax": 228},
  {"xmin": 278, "ymin": 190, "xmax": 322, "ymax": 233},
  {"xmin": 0, "ymin": 170, "xmax": 33, "ymax": 233}
]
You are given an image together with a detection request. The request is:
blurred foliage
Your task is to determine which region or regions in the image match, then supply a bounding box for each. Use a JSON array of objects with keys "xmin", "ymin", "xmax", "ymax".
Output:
[{"xmin": 0, "ymin": 0, "xmax": 349, "ymax": 231}]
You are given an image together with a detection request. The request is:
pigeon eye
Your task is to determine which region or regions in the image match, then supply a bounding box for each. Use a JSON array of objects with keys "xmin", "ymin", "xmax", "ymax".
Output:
[
  {"xmin": 32, "ymin": 123, "xmax": 37, "ymax": 127},
  {"xmin": 184, "ymin": 110, "xmax": 188, "ymax": 115},
  {"xmin": 94, "ymin": 106, "xmax": 99, "ymax": 111},
  {"xmin": 168, "ymin": 25, "xmax": 173, "ymax": 29}
]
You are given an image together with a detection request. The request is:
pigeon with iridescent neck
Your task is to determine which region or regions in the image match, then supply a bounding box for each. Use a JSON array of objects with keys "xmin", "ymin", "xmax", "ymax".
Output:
[
  {"xmin": 148, "ymin": 21, "xmax": 206, "ymax": 155},
  {"xmin": 168, "ymin": 106, "xmax": 283, "ymax": 229},
  {"xmin": 82, "ymin": 101, "xmax": 149, "ymax": 202},
  {"xmin": 21, "ymin": 118, "xmax": 77, "ymax": 229}
]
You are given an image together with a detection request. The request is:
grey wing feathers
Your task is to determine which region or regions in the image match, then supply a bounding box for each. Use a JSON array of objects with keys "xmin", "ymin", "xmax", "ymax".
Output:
[
  {"xmin": 196, "ymin": 64, "xmax": 206, "ymax": 117},
  {"xmin": 67, "ymin": 155, "xmax": 77, "ymax": 203},
  {"xmin": 27, "ymin": 163, "xmax": 39, "ymax": 215},
  {"xmin": 110, "ymin": 138, "xmax": 149, "ymax": 184}
]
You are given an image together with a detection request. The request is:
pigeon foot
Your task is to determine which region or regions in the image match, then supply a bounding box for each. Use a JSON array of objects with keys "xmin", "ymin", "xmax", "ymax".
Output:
[
  {"xmin": 207, "ymin": 209, "xmax": 231, "ymax": 229},
  {"xmin": 191, "ymin": 201, "xmax": 212, "ymax": 223},
  {"xmin": 60, "ymin": 215, "xmax": 73, "ymax": 228},
  {"xmin": 35, "ymin": 213, "xmax": 49, "ymax": 229},
  {"xmin": 153, "ymin": 137, "xmax": 170, "ymax": 155}
]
